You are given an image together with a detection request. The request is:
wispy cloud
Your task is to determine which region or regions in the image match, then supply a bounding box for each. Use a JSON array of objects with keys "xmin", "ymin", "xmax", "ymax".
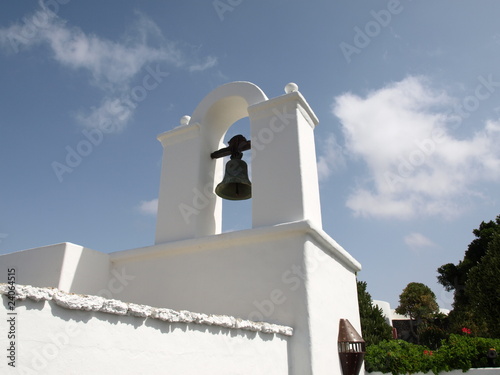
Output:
[
  {"xmin": 75, "ymin": 97, "xmax": 136, "ymax": 133},
  {"xmin": 188, "ymin": 56, "xmax": 218, "ymax": 72},
  {"xmin": 317, "ymin": 132, "xmax": 346, "ymax": 181},
  {"xmin": 0, "ymin": 1, "xmax": 217, "ymax": 133},
  {"xmin": 138, "ymin": 198, "xmax": 158, "ymax": 216},
  {"xmin": 332, "ymin": 76, "xmax": 500, "ymax": 219},
  {"xmin": 404, "ymin": 232, "xmax": 436, "ymax": 250}
]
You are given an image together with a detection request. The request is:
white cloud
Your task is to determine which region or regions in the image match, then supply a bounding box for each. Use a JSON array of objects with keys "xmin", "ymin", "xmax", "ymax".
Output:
[
  {"xmin": 76, "ymin": 97, "xmax": 135, "ymax": 133},
  {"xmin": 333, "ymin": 76, "xmax": 500, "ymax": 219},
  {"xmin": 0, "ymin": 1, "xmax": 217, "ymax": 133},
  {"xmin": 404, "ymin": 232, "xmax": 436, "ymax": 249},
  {"xmin": 138, "ymin": 198, "xmax": 158, "ymax": 215},
  {"xmin": 188, "ymin": 56, "xmax": 218, "ymax": 72},
  {"xmin": 317, "ymin": 132, "xmax": 346, "ymax": 181}
]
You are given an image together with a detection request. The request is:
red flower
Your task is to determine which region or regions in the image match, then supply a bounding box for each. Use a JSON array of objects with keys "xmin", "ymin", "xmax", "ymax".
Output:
[
  {"xmin": 423, "ymin": 350, "xmax": 433, "ymax": 356},
  {"xmin": 462, "ymin": 327, "xmax": 472, "ymax": 334}
]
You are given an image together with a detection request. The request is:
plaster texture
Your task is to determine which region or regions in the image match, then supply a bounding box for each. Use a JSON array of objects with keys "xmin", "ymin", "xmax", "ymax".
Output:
[
  {"xmin": 0, "ymin": 284, "xmax": 293, "ymax": 335},
  {"xmin": 0, "ymin": 242, "xmax": 110, "ymax": 295},
  {"xmin": 1, "ymin": 286, "xmax": 289, "ymax": 374},
  {"xmin": 110, "ymin": 219, "xmax": 361, "ymax": 375},
  {"xmin": 248, "ymin": 90, "xmax": 322, "ymax": 229}
]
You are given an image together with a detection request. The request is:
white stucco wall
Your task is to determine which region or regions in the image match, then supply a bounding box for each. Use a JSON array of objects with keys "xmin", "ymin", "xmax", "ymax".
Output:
[
  {"xmin": 249, "ymin": 90, "xmax": 321, "ymax": 229},
  {"xmin": 110, "ymin": 220, "xmax": 361, "ymax": 375},
  {"xmin": 372, "ymin": 300, "xmax": 393, "ymax": 326},
  {"xmin": 0, "ymin": 221, "xmax": 360, "ymax": 375},
  {"xmin": 1, "ymin": 286, "xmax": 290, "ymax": 375},
  {"xmin": 0, "ymin": 243, "xmax": 110, "ymax": 295},
  {"xmin": 305, "ymin": 237, "xmax": 362, "ymax": 374}
]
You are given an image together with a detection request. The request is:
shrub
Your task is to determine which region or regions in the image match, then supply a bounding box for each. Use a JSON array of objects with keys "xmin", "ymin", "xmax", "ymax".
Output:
[
  {"xmin": 365, "ymin": 335, "xmax": 500, "ymax": 374},
  {"xmin": 365, "ymin": 340, "xmax": 436, "ymax": 375},
  {"xmin": 438, "ymin": 334, "xmax": 500, "ymax": 371},
  {"xmin": 419, "ymin": 325, "xmax": 449, "ymax": 351}
]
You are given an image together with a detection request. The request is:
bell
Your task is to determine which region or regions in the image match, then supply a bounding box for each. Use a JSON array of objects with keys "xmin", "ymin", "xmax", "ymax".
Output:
[{"xmin": 215, "ymin": 159, "xmax": 252, "ymax": 200}]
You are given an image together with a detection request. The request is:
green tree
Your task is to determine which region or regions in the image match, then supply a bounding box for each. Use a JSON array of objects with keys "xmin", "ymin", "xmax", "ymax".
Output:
[
  {"xmin": 395, "ymin": 282, "xmax": 439, "ymax": 344},
  {"xmin": 465, "ymin": 234, "xmax": 500, "ymax": 338},
  {"xmin": 357, "ymin": 280, "xmax": 393, "ymax": 346},
  {"xmin": 437, "ymin": 215, "xmax": 500, "ymax": 334}
]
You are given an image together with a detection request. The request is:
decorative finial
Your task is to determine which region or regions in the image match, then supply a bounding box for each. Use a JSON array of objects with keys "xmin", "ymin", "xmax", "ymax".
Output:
[
  {"xmin": 284, "ymin": 82, "xmax": 299, "ymax": 94},
  {"xmin": 180, "ymin": 115, "xmax": 191, "ymax": 126}
]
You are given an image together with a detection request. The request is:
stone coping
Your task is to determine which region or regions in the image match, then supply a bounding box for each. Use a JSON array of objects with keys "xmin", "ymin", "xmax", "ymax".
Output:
[{"xmin": 0, "ymin": 283, "xmax": 293, "ymax": 337}]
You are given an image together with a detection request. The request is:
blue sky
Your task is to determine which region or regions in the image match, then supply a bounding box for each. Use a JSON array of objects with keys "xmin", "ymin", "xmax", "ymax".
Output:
[{"xmin": 1, "ymin": 0, "xmax": 500, "ymax": 310}]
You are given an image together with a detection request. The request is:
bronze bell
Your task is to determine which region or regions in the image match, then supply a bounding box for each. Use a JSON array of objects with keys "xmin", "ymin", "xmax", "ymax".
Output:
[
  {"xmin": 211, "ymin": 134, "xmax": 252, "ymax": 201},
  {"xmin": 215, "ymin": 158, "xmax": 251, "ymax": 200}
]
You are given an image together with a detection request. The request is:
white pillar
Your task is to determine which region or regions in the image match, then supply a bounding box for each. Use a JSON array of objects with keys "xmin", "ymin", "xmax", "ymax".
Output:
[
  {"xmin": 249, "ymin": 86, "xmax": 322, "ymax": 229},
  {"xmin": 155, "ymin": 121, "xmax": 208, "ymax": 244}
]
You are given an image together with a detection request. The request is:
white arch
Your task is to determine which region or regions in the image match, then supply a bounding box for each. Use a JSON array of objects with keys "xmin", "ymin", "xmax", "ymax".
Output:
[
  {"xmin": 190, "ymin": 81, "xmax": 268, "ymax": 150},
  {"xmin": 191, "ymin": 82, "xmax": 268, "ymax": 237},
  {"xmin": 156, "ymin": 82, "xmax": 268, "ymax": 243}
]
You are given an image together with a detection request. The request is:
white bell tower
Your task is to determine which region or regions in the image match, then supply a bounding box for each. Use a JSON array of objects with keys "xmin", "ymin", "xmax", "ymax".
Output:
[
  {"xmin": 0, "ymin": 81, "xmax": 363, "ymax": 375},
  {"xmin": 135, "ymin": 81, "xmax": 363, "ymax": 375},
  {"xmin": 155, "ymin": 81, "xmax": 322, "ymax": 244}
]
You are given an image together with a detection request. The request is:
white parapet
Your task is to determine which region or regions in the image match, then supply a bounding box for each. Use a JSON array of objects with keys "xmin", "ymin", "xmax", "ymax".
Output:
[{"xmin": 0, "ymin": 284, "xmax": 291, "ymax": 374}]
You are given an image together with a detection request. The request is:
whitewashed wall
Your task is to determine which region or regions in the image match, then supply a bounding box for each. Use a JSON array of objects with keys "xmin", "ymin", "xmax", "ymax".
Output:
[
  {"xmin": 0, "ymin": 243, "xmax": 110, "ymax": 295},
  {"xmin": 0, "ymin": 290, "xmax": 290, "ymax": 375},
  {"xmin": 110, "ymin": 220, "xmax": 361, "ymax": 375}
]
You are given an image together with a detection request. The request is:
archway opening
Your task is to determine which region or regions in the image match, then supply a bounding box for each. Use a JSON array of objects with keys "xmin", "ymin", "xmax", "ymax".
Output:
[{"xmin": 220, "ymin": 117, "xmax": 252, "ymax": 233}]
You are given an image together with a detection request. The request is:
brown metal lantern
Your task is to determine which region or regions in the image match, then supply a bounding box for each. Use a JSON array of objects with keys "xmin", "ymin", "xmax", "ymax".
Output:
[{"xmin": 338, "ymin": 319, "xmax": 366, "ymax": 375}]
